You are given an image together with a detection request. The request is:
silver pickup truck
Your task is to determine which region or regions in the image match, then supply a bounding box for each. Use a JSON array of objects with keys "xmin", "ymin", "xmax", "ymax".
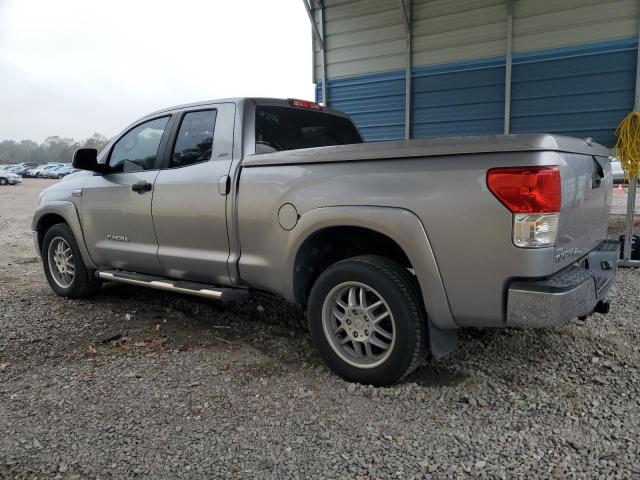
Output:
[{"xmin": 32, "ymin": 97, "xmax": 618, "ymax": 385}]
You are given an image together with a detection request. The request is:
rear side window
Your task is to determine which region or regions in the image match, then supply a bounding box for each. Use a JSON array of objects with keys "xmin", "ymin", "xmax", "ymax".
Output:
[
  {"xmin": 109, "ymin": 117, "xmax": 169, "ymax": 173},
  {"xmin": 171, "ymin": 110, "xmax": 217, "ymax": 168},
  {"xmin": 255, "ymin": 106, "xmax": 362, "ymax": 153}
]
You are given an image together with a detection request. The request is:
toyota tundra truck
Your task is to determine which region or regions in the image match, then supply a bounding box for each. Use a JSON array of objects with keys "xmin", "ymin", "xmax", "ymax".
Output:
[{"xmin": 32, "ymin": 97, "xmax": 618, "ymax": 385}]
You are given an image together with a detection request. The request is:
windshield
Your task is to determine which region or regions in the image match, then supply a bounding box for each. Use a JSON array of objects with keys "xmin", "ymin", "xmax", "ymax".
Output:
[{"xmin": 255, "ymin": 106, "xmax": 362, "ymax": 154}]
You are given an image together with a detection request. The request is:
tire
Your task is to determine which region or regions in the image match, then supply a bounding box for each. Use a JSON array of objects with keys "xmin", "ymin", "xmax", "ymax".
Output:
[
  {"xmin": 57, "ymin": 174, "xmax": 64, "ymax": 179},
  {"xmin": 42, "ymin": 223, "xmax": 101, "ymax": 298},
  {"xmin": 307, "ymin": 255, "xmax": 427, "ymax": 386},
  {"xmin": 0, "ymin": 178, "xmax": 7, "ymax": 186}
]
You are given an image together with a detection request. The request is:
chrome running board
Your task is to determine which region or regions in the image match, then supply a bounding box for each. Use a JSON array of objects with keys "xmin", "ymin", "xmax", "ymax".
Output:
[{"xmin": 96, "ymin": 269, "xmax": 248, "ymax": 302}]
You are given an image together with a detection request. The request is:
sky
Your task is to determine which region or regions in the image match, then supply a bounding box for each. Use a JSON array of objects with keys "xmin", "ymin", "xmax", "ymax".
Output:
[{"xmin": 0, "ymin": 0, "xmax": 316, "ymax": 142}]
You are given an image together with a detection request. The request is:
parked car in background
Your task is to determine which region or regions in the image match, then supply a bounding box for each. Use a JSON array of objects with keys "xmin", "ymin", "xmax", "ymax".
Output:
[
  {"xmin": 0, "ymin": 170, "xmax": 22, "ymax": 185},
  {"xmin": 45, "ymin": 165, "xmax": 77, "ymax": 179},
  {"xmin": 16, "ymin": 162, "xmax": 40, "ymax": 172},
  {"xmin": 0, "ymin": 162, "xmax": 40, "ymax": 177},
  {"xmin": 28, "ymin": 163, "xmax": 65, "ymax": 178},
  {"xmin": 19, "ymin": 162, "xmax": 42, "ymax": 177},
  {"xmin": 5, "ymin": 165, "xmax": 27, "ymax": 176},
  {"xmin": 42, "ymin": 165, "xmax": 65, "ymax": 178}
]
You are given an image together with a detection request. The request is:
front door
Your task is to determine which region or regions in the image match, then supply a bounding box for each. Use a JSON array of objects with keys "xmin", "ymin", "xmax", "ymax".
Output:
[
  {"xmin": 81, "ymin": 115, "xmax": 172, "ymax": 275},
  {"xmin": 151, "ymin": 103, "xmax": 235, "ymax": 285}
]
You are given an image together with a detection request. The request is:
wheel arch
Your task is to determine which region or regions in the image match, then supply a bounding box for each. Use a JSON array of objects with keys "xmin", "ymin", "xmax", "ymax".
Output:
[
  {"xmin": 32, "ymin": 201, "xmax": 96, "ymax": 269},
  {"xmin": 293, "ymin": 226, "xmax": 411, "ymax": 304},
  {"xmin": 286, "ymin": 205, "xmax": 457, "ymax": 331}
]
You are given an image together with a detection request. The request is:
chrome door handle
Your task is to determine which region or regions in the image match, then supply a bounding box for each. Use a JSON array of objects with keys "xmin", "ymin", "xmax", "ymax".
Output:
[{"xmin": 218, "ymin": 175, "xmax": 230, "ymax": 195}]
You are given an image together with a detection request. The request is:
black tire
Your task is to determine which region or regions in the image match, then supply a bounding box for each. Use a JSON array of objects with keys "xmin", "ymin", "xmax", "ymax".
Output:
[
  {"xmin": 42, "ymin": 223, "xmax": 101, "ymax": 298},
  {"xmin": 307, "ymin": 255, "xmax": 427, "ymax": 386},
  {"xmin": 0, "ymin": 178, "xmax": 7, "ymax": 186}
]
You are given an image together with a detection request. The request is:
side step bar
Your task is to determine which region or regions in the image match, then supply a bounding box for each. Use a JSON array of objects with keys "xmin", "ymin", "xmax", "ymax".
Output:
[{"xmin": 96, "ymin": 269, "xmax": 248, "ymax": 302}]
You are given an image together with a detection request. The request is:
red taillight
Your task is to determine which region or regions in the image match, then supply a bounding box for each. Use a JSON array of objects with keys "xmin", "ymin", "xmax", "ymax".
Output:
[
  {"xmin": 288, "ymin": 98, "xmax": 322, "ymax": 110},
  {"xmin": 486, "ymin": 166, "xmax": 561, "ymax": 213}
]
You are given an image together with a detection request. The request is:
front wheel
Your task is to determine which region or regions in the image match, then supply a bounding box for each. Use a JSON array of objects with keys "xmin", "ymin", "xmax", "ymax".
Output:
[
  {"xmin": 307, "ymin": 255, "xmax": 427, "ymax": 386},
  {"xmin": 0, "ymin": 178, "xmax": 7, "ymax": 186},
  {"xmin": 42, "ymin": 223, "xmax": 101, "ymax": 298}
]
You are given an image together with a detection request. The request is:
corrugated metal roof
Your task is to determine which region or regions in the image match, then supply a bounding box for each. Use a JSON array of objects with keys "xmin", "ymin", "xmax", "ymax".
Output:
[
  {"xmin": 513, "ymin": 0, "xmax": 638, "ymax": 53},
  {"xmin": 412, "ymin": 0, "xmax": 507, "ymax": 68},
  {"xmin": 313, "ymin": 0, "xmax": 638, "ymax": 79},
  {"xmin": 313, "ymin": 0, "xmax": 405, "ymax": 79}
]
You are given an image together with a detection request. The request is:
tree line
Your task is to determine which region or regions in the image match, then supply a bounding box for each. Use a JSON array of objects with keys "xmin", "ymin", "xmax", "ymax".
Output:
[{"xmin": 0, "ymin": 133, "xmax": 110, "ymax": 165}]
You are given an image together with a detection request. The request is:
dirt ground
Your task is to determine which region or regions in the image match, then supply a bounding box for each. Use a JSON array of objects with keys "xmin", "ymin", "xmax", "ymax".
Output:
[{"xmin": 1, "ymin": 179, "xmax": 640, "ymax": 479}]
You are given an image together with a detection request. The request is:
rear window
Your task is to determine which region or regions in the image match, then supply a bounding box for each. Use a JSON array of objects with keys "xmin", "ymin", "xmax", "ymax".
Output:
[{"xmin": 255, "ymin": 106, "xmax": 362, "ymax": 154}]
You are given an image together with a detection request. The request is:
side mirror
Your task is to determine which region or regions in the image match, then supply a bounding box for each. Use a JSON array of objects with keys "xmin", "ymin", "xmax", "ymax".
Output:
[{"xmin": 72, "ymin": 148, "xmax": 99, "ymax": 171}]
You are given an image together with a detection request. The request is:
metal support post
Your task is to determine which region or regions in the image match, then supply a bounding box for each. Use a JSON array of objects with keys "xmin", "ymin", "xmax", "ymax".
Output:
[
  {"xmin": 399, "ymin": 0, "xmax": 411, "ymax": 139},
  {"xmin": 503, "ymin": 0, "xmax": 513, "ymax": 134},
  {"xmin": 619, "ymin": 16, "xmax": 640, "ymax": 267},
  {"xmin": 302, "ymin": 0, "xmax": 328, "ymax": 105}
]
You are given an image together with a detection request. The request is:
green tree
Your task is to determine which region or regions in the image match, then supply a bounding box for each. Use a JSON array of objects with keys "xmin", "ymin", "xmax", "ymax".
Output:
[{"xmin": 0, "ymin": 133, "xmax": 111, "ymax": 165}]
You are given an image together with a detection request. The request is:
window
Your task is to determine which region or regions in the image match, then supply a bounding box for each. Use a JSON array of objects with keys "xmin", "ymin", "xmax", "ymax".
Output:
[
  {"xmin": 171, "ymin": 110, "xmax": 217, "ymax": 168},
  {"xmin": 255, "ymin": 106, "xmax": 363, "ymax": 154},
  {"xmin": 108, "ymin": 117, "xmax": 169, "ymax": 173}
]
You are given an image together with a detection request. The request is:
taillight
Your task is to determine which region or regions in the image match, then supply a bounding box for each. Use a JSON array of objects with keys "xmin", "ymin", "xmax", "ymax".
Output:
[
  {"xmin": 288, "ymin": 98, "xmax": 322, "ymax": 110},
  {"xmin": 486, "ymin": 166, "xmax": 560, "ymax": 213},
  {"xmin": 486, "ymin": 166, "xmax": 561, "ymax": 248}
]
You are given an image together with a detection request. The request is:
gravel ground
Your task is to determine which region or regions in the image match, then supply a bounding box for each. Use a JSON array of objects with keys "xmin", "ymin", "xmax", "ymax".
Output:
[{"xmin": 1, "ymin": 180, "xmax": 640, "ymax": 479}]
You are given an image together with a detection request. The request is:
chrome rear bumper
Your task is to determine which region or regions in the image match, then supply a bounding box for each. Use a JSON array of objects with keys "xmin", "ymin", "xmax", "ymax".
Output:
[{"xmin": 507, "ymin": 240, "xmax": 618, "ymax": 327}]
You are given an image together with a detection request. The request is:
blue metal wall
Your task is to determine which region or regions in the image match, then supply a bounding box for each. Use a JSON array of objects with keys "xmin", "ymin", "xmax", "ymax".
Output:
[
  {"xmin": 316, "ymin": 71, "xmax": 406, "ymax": 141},
  {"xmin": 316, "ymin": 38, "xmax": 638, "ymax": 147},
  {"xmin": 510, "ymin": 38, "xmax": 637, "ymax": 146}
]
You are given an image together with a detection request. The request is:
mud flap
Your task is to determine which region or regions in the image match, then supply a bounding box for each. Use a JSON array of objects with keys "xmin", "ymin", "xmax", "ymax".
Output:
[{"xmin": 428, "ymin": 319, "xmax": 458, "ymax": 359}]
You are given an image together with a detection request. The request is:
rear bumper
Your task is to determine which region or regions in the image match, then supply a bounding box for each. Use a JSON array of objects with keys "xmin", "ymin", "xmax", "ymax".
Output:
[{"xmin": 507, "ymin": 240, "xmax": 618, "ymax": 327}]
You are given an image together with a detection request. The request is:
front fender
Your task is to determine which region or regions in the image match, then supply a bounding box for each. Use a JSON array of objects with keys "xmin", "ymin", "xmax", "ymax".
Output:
[
  {"xmin": 32, "ymin": 201, "xmax": 96, "ymax": 269},
  {"xmin": 283, "ymin": 206, "xmax": 457, "ymax": 330}
]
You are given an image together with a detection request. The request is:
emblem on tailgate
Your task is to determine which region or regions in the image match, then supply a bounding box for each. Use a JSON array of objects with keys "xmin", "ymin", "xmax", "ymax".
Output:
[{"xmin": 554, "ymin": 246, "xmax": 581, "ymax": 263}]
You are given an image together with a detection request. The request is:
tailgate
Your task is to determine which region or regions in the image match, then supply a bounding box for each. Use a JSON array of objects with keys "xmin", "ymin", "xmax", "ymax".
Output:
[{"xmin": 555, "ymin": 153, "xmax": 612, "ymax": 268}]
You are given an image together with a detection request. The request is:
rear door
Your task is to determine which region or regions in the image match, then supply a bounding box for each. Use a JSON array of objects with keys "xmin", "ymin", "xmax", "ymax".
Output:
[
  {"xmin": 81, "ymin": 115, "xmax": 173, "ymax": 274},
  {"xmin": 151, "ymin": 103, "xmax": 235, "ymax": 285}
]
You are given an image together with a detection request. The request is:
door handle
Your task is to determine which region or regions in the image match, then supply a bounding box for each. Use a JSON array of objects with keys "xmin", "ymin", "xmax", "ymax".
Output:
[
  {"xmin": 218, "ymin": 175, "xmax": 230, "ymax": 195},
  {"xmin": 132, "ymin": 181, "xmax": 152, "ymax": 194}
]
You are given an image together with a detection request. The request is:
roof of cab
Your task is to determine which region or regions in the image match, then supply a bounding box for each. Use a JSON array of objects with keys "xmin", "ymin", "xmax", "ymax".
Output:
[{"xmin": 141, "ymin": 97, "xmax": 349, "ymax": 120}]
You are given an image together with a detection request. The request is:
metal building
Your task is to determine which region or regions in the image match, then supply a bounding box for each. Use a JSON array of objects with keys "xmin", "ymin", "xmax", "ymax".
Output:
[{"xmin": 305, "ymin": 0, "xmax": 639, "ymax": 146}]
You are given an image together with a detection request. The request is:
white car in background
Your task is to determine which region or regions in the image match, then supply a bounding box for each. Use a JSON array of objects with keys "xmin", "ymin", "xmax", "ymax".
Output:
[
  {"xmin": 27, "ymin": 163, "xmax": 65, "ymax": 178},
  {"xmin": 0, "ymin": 170, "xmax": 22, "ymax": 185}
]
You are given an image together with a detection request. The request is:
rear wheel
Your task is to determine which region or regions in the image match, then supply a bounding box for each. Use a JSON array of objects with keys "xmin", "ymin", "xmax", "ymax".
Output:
[
  {"xmin": 307, "ymin": 255, "xmax": 427, "ymax": 386},
  {"xmin": 42, "ymin": 223, "xmax": 101, "ymax": 298},
  {"xmin": 0, "ymin": 178, "xmax": 7, "ymax": 186}
]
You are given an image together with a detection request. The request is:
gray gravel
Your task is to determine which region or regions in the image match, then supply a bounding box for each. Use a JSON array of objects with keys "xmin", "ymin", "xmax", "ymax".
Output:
[{"xmin": 1, "ymin": 180, "xmax": 640, "ymax": 479}]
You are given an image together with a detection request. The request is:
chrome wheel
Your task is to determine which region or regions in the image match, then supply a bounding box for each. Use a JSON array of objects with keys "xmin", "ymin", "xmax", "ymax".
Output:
[
  {"xmin": 47, "ymin": 236, "xmax": 75, "ymax": 288},
  {"xmin": 321, "ymin": 281, "xmax": 396, "ymax": 369}
]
